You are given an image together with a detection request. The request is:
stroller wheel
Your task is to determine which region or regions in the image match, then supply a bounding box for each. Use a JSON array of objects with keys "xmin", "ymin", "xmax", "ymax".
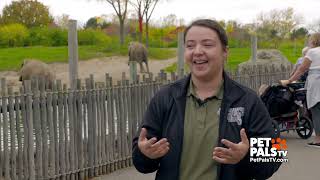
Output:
[
  {"xmin": 272, "ymin": 119, "xmax": 280, "ymax": 138},
  {"xmin": 296, "ymin": 116, "xmax": 313, "ymax": 139}
]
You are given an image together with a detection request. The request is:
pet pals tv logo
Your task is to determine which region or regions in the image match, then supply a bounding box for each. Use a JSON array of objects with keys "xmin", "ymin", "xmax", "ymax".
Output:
[{"xmin": 250, "ymin": 137, "xmax": 288, "ymax": 163}]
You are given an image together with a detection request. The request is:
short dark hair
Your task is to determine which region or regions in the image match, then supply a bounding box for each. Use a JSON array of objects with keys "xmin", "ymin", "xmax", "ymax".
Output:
[{"xmin": 183, "ymin": 19, "xmax": 228, "ymax": 48}]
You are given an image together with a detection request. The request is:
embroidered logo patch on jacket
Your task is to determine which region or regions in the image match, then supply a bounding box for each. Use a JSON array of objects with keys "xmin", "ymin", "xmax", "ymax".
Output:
[{"xmin": 227, "ymin": 107, "xmax": 245, "ymax": 125}]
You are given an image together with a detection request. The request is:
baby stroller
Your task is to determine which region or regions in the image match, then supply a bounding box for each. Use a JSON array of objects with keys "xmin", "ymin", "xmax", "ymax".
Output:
[{"xmin": 260, "ymin": 82, "xmax": 313, "ymax": 139}]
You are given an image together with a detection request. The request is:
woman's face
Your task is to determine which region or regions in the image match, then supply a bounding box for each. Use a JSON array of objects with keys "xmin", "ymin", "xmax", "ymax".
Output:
[
  {"xmin": 184, "ymin": 26, "xmax": 228, "ymax": 80},
  {"xmin": 308, "ymin": 34, "xmax": 320, "ymax": 48},
  {"xmin": 308, "ymin": 38, "xmax": 315, "ymax": 48}
]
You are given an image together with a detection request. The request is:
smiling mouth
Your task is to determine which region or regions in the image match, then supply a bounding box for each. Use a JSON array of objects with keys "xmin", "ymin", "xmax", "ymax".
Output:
[{"xmin": 193, "ymin": 60, "xmax": 208, "ymax": 65}]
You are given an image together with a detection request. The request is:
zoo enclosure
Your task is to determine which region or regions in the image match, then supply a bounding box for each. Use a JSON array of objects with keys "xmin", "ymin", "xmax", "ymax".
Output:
[{"xmin": 0, "ymin": 64, "xmax": 292, "ymax": 180}]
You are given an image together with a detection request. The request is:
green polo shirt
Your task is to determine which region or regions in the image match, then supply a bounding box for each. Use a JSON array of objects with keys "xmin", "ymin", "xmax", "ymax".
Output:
[{"xmin": 179, "ymin": 78, "xmax": 224, "ymax": 180}]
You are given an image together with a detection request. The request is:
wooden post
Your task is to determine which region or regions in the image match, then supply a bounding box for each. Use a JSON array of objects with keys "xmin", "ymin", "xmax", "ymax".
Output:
[
  {"xmin": 25, "ymin": 80, "xmax": 36, "ymax": 179},
  {"xmin": 85, "ymin": 78, "xmax": 95, "ymax": 177},
  {"xmin": 0, "ymin": 78, "xmax": 4, "ymax": 179},
  {"xmin": 39, "ymin": 78, "xmax": 49, "ymax": 179},
  {"xmin": 177, "ymin": 32, "xmax": 185, "ymax": 78},
  {"xmin": 47, "ymin": 89, "xmax": 55, "ymax": 177},
  {"xmin": 33, "ymin": 78, "xmax": 43, "ymax": 178},
  {"xmin": 68, "ymin": 20, "xmax": 79, "ymax": 90},
  {"xmin": 15, "ymin": 92, "xmax": 23, "ymax": 180},
  {"xmin": 1, "ymin": 78, "xmax": 10, "ymax": 180},
  {"xmin": 52, "ymin": 81, "xmax": 60, "ymax": 176},
  {"xmin": 8, "ymin": 87, "xmax": 17, "ymax": 180},
  {"xmin": 0, "ymin": 77, "xmax": 5, "ymax": 96},
  {"xmin": 67, "ymin": 89, "xmax": 76, "ymax": 180},
  {"xmin": 251, "ymin": 35, "xmax": 257, "ymax": 63},
  {"xmin": 57, "ymin": 80, "xmax": 66, "ymax": 180}
]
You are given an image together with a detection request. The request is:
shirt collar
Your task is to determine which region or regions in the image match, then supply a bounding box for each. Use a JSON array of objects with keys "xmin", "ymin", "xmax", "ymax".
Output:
[{"xmin": 187, "ymin": 77, "xmax": 224, "ymax": 100}]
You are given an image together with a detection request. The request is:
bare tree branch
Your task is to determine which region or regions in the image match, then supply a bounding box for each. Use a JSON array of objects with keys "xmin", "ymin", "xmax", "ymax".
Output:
[
  {"xmin": 145, "ymin": 0, "xmax": 159, "ymax": 21},
  {"xmin": 101, "ymin": 0, "xmax": 129, "ymax": 44},
  {"xmin": 105, "ymin": 0, "xmax": 120, "ymax": 16}
]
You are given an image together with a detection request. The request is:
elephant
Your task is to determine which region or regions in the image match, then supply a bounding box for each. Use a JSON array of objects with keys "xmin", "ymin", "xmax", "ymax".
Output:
[
  {"xmin": 128, "ymin": 42, "xmax": 150, "ymax": 73},
  {"xmin": 18, "ymin": 59, "xmax": 55, "ymax": 88}
]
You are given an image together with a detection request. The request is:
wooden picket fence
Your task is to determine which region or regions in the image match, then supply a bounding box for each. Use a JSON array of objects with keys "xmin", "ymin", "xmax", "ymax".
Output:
[{"xmin": 0, "ymin": 65, "xmax": 292, "ymax": 180}]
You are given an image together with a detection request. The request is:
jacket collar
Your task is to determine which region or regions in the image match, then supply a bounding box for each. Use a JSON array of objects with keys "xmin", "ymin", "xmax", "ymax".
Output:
[{"xmin": 171, "ymin": 71, "xmax": 245, "ymax": 104}]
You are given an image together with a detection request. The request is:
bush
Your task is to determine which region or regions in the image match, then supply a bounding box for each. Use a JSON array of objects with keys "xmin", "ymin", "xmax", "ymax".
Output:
[
  {"xmin": 48, "ymin": 28, "xmax": 68, "ymax": 46},
  {"xmin": 78, "ymin": 29, "xmax": 112, "ymax": 46},
  {"xmin": 0, "ymin": 23, "xmax": 29, "ymax": 47},
  {"xmin": 25, "ymin": 27, "xmax": 112, "ymax": 47},
  {"xmin": 24, "ymin": 27, "xmax": 68, "ymax": 46},
  {"xmin": 228, "ymin": 38, "xmax": 250, "ymax": 48}
]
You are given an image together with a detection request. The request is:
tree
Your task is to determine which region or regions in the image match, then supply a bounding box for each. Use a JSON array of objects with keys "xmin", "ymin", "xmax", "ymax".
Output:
[
  {"xmin": 86, "ymin": 17, "xmax": 99, "ymax": 29},
  {"xmin": 130, "ymin": 0, "xmax": 146, "ymax": 42},
  {"xmin": 143, "ymin": 0, "xmax": 160, "ymax": 48},
  {"xmin": 255, "ymin": 7, "xmax": 302, "ymax": 48},
  {"xmin": 162, "ymin": 14, "xmax": 178, "ymax": 27},
  {"xmin": 1, "ymin": 0, "xmax": 53, "ymax": 28},
  {"xmin": 256, "ymin": 7, "xmax": 301, "ymax": 39},
  {"xmin": 98, "ymin": 0, "xmax": 129, "ymax": 45},
  {"xmin": 308, "ymin": 18, "xmax": 320, "ymax": 33},
  {"xmin": 290, "ymin": 27, "xmax": 308, "ymax": 40},
  {"xmin": 85, "ymin": 16, "xmax": 110, "ymax": 29},
  {"xmin": 55, "ymin": 14, "xmax": 70, "ymax": 29}
]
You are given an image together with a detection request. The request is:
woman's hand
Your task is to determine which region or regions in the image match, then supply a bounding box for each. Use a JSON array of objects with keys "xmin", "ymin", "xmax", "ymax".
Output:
[
  {"xmin": 212, "ymin": 128, "xmax": 249, "ymax": 164},
  {"xmin": 280, "ymin": 80, "xmax": 291, "ymax": 86},
  {"xmin": 138, "ymin": 128, "xmax": 170, "ymax": 159}
]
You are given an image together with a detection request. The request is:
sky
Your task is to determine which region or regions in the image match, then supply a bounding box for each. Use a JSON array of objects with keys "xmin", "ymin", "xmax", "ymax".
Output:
[{"xmin": 1, "ymin": 0, "xmax": 320, "ymax": 26}]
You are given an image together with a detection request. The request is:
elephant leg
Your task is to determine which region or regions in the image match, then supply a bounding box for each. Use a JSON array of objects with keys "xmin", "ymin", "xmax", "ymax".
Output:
[
  {"xmin": 144, "ymin": 61, "xmax": 150, "ymax": 74},
  {"xmin": 139, "ymin": 62, "xmax": 145, "ymax": 73}
]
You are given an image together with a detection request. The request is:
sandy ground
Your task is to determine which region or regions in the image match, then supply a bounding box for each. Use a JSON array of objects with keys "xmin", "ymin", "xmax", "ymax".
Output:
[{"xmin": 0, "ymin": 56, "xmax": 177, "ymax": 88}]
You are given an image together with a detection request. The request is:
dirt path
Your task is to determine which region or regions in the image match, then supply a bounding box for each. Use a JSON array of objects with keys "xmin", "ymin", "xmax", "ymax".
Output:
[{"xmin": 0, "ymin": 56, "xmax": 177, "ymax": 87}]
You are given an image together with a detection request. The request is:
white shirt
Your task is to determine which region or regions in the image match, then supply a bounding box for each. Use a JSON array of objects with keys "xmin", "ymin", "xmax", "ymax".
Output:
[
  {"xmin": 305, "ymin": 47, "xmax": 320, "ymax": 108},
  {"xmin": 305, "ymin": 47, "xmax": 320, "ymax": 69}
]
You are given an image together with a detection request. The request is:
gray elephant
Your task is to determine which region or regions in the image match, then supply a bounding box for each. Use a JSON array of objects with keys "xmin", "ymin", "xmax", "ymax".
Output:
[
  {"xmin": 19, "ymin": 59, "xmax": 55, "ymax": 87},
  {"xmin": 128, "ymin": 42, "xmax": 150, "ymax": 73}
]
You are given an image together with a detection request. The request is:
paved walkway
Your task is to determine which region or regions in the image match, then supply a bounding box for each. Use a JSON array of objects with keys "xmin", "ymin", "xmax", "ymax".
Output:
[{"xmin": 94, "ymin": 132, "xmax": 320, "ymax": 180}]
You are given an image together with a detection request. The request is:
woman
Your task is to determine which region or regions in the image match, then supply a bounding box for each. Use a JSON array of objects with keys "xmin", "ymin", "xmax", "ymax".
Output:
[
  {"xmin": 289, "ymin": 46, "xmax": 310, "ymax": 81},
  {"xmin": 281, "ymin": 32, "xmax": 320, "ymax": 147},
  {"xmin": 133, "ymin": 19, "xmax": 281, "ymax": 180}
]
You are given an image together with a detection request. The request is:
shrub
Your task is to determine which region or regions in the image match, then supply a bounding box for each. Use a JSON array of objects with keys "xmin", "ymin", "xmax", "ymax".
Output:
[
  {"xmin": 25, "ymin": 27, "xmax": 67, "ymax": 46},
  {"xmin": 78, "ymin": 29, "xmax": 112, "ymax": 46},
  {"xmin": 47, "ymin": 28, "xmax": 68, "ymax": 46},
  {"xmin": 0, "ymin": 23, "xmax": 29, "ymax": 47}
]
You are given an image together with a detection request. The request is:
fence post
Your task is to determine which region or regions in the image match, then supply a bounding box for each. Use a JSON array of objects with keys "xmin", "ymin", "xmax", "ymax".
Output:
[
  {"xmin": 0, "ymin": 78, "xmax": 5, "ymax": 96},
  {"xmin": 8, "ymin": 87, "xmax": 17, "ymax": 180},
  {"xmin": 1, "ymin": 78, "xmax": 11, "ymax": 180},
  {"xmin": 177, "ymin": 32, "xmax": 185, "ymax": 79},
  {"xmin": 68, "ymin": 19, "xmax": 79, "ymax": 90},
  {"xmin": 251, "ymin": 35, "xmax": 257, "ymax": 62},
  {"xmin": 0, "ymin": 79, "xmax": 3, "ymax": 179},
  {"xmin": 25, "ymin": 80, "xmax": 36, "ymax": 179}
]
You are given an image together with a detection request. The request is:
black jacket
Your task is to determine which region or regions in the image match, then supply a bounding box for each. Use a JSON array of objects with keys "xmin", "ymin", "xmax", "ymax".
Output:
[{"xmin": 132, "ymin": 73, "xmax": 281, "ymax": 180}]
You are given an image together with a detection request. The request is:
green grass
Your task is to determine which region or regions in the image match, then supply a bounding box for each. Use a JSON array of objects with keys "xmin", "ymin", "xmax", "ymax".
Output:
[
  {"xmin": 0, "ymin": 46, "xmax": 106, "ymax": 71},
  {"xmin": 226, "ymin": 48, "xmax": 251, "ymax": 70},
  {"xmin": 164, "ymin": 47, "xmax": 300, "ymax": 73},
  {"xmin": 0, "ymin": 45, "xmax": 300, "ymax": 72},
  {"xmin": 148, "ymin": 48, "xmax": 176, "ymax": 59},
  {"xmin": 0, "ymin": 45, "xmax": 176, "ymax": 71}
]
